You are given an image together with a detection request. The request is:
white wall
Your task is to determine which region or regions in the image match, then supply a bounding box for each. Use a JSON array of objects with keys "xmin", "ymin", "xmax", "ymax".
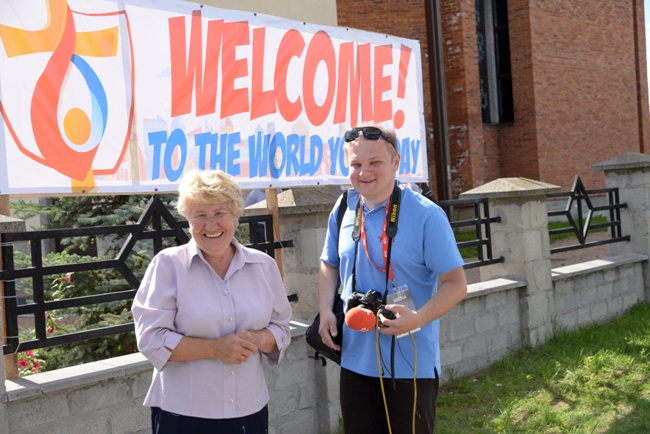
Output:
[{"xmin": 186, "ymin": 0, "xmax": 338, "ymax": 26}]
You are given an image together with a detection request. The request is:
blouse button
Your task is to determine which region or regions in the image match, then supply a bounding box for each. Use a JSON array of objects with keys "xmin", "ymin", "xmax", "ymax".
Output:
[
  {"xmin": 230, "ymin": 370, "xmax": 235, "ymax": 376},
  {"xmin": 223, "ymin": 290, "xmax": 228, "ymax": 296},
  {"xmin": 228, "ymin": 399, "xmax": 234, "ymax": 404},
  {"xmin": 227, "ymin": 316, "xmax": 233, "ymax": 322}
]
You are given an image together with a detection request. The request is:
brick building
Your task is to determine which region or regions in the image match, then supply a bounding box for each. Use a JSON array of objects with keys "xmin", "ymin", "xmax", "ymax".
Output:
[{"xmin": 335, "ymin": 0, "xmax": 650, "ymax": 199}]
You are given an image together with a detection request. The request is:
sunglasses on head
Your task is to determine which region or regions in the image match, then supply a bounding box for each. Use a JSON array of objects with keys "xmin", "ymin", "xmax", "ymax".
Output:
[{"xmin": 344, "ymin": 126, "xmax": 396, "ymax": 149}]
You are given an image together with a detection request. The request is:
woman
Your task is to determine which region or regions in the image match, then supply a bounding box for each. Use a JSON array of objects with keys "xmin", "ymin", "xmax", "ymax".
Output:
[{"xmin": 132, "ymin": 169, "xmax": 292, "ymax": 433}]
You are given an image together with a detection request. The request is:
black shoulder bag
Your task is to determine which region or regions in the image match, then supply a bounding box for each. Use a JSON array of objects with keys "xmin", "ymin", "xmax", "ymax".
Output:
[{"xmin": 306, "ymin": 191, "xmax": 348, "ymax": 366}]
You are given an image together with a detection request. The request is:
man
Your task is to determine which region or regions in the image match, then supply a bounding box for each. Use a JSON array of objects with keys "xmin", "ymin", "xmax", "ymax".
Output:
[{"xmin": 318, "ymin": 124, "xmax": 467, "ymax": 433}]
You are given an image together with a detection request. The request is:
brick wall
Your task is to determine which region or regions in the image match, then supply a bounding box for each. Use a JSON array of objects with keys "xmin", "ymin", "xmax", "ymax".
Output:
[
  {"xmin": 336, "ymin": 0, "xmax": 650, "ymax": 194},
  {"xmin": 335, "ymin": 0, "xmax": 438, "ymax": 186},
  {"xmin": 4, "ymin": 159, "xmax": 650, "ymax": 433},
  {"xmin": 523, "ymin": 0, "xmax": 648, "ymax": 190}
]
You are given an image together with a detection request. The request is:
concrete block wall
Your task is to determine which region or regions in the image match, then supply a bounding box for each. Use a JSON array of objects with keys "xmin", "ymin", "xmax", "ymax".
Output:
[
  {"xmin": 264, "ymin": 324, "xmax": 341, "ymax": 434},
  {"xmin": 441, "ymin": 254, "xmax": 647, "ymax": 382},
  {"xmin": 3, "ymin": 155, "xmax": 650, "ymax": 433},
  {"xmin": 4, "ymin": 354, "xmax": 152, "ymax": 434},
  {"xmin": 440, "ymin": 278, "xmax": 524, "ymax": 378},
  {"xmin": 462, "ymin": 178, "xmax": 560, "ymax": 347},
  {"xmin": 552, "ymin": 254, "xmax": 647, "ymax": 332},
  {"xmin": 245, "ymin": 187, "xmax": 343, "ymax": 321},
  {"xmin": 3, "ymin": 325, "xmax": 341, "ymax": 434},
  {"xmin": 2, "ymin": 251, "xmax": 646, "ymax": 434},
  {"xmin": 595, "ymin": 153, "xmax": 650, "ymax": 303}
]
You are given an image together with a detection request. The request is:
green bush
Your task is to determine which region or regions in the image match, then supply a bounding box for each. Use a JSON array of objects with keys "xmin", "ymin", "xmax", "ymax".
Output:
[{"xmin": 11, "ymin": 195, "xmax": 175, "ymax": 373}]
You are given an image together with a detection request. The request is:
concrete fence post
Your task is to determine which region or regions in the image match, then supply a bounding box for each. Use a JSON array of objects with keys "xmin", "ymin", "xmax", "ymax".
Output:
[
  {"xmin": 461, "ymin": 178, "xmax": 560, "ymax": 347},
  {"xmin": 593, "ymin": 153, "xmax": 650, "ymax": 302},
  {"xmin": 245, "ymin": 187, "xmax": 343, "ymax": 320},
  {"xmin": 0, "ymin": 214, "xmax": 27, "ymax": 434},
  {"xmin": 245, "ymin": 186, "xmax": 343, "ymax": 433}
]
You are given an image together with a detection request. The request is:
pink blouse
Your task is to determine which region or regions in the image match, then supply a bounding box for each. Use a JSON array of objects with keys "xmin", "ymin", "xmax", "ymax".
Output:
[{"xmin": 132, "ymin": 238, "xmax": 292, "ymax": 419}]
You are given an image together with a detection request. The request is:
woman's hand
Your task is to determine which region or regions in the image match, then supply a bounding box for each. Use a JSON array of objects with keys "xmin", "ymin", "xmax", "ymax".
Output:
[
  {"xmin": 166, "ymin": 329, "xmax": 278, "ymax": 364},
  {"xmin": 237, "ymin": 329, "xmax": 277, "ymax": 355},
  {"xmin": 214, "ymin": 334, "xmax": 258, "ymax": 364}
]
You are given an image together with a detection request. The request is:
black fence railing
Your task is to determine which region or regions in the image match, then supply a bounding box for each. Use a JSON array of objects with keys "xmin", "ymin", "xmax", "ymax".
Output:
[
  {"xmin": 547, "ymin": 176, "xmax": 629, "ymax": 254},
  {"xmin": 0, "ymin": 194, "xmax": 503, "ymax": 357},
  {"xmin": 4, "ymin": 177, "xmax": 623, "ymax": 358},
  {"xmin": 0, "ymin": 196, "xmax": 293, "ymax": 355},
  {"xmin": 437, "ymin": 197, "xmax": 504, "ymax": 269}
]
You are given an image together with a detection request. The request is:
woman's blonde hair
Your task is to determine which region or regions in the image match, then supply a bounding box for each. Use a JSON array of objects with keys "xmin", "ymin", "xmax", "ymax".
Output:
[{"xmin": 176, "ymin": 170, "xmax": 245, "ymax": 218}]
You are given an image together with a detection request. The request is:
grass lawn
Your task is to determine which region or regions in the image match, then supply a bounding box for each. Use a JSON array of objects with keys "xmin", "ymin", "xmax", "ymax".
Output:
[{"xmin": 436, "ymin": 303, "xmax": 650, "ymax": 433}]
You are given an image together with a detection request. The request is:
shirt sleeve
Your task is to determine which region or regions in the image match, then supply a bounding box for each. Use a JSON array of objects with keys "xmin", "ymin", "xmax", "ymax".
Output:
[
  {"xmin": 132, "ymin": 253, "xmax": 184, "ymax": 371},
  {"xmin": 260, "ymin": 258, "xmax": 292, "ymax": 366},
  {"xmin": 319, "ymin": 194, "xmax": 345, "ymax": 267},
  {"xmin": 423, "ymin": 206, "xmax": 465, "ymax": 274}
]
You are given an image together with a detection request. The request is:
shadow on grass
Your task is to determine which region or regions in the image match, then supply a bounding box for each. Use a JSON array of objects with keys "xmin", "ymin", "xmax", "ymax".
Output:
[{"xmin": 602, "ymin": 397, "xmax": 650, "ymax": 434}]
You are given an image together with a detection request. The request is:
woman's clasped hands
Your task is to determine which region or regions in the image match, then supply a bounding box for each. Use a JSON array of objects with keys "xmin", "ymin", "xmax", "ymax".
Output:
[{"xmin": 215, "ymin": 330, "xmax": 265, "ymax": 364}]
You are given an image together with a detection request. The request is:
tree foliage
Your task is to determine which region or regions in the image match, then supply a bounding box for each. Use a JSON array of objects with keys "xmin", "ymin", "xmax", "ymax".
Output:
[{"xmin": 11, "ymin": 194, "xmax": 179, "ymax": 372}]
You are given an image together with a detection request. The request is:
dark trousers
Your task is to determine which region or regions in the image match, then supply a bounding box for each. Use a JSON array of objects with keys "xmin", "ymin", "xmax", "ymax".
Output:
[
  {"xmin": 151, "ymin": 405, "xmax": 268, "ymax": 434},
  {"xmin": 340, "ymin": 368, "xmax": 439, "ymax": 434}
]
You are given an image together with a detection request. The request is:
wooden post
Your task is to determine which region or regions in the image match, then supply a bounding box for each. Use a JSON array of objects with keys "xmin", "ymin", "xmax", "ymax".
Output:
[
  {"xmin": 0, "ymin": 195, "xmax": 18, "ymax": 378},
  {"xmin": 0, "ymin": 195, "xmax": 8, "ymax": 216},
  {"xmin": 264, "ymin": 188, "xmax": 283, "ymax": 278}
]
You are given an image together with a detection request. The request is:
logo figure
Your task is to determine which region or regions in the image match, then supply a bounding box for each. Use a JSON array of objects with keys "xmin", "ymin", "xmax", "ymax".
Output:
[{"xmin": 0, "ymin": 0, "xmax": 134, "ymax": 190}]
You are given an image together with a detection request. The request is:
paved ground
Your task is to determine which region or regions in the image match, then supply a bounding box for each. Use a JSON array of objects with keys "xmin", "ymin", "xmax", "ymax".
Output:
[{"xmin": 548, "ymin": 232, "xmax": 611, "ymax": 267}]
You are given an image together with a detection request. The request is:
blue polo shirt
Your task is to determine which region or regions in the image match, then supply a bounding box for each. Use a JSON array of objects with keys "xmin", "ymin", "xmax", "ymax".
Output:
[{"xmin": 320, "ymin": 183, "xmax": 463, "ymax": 378}]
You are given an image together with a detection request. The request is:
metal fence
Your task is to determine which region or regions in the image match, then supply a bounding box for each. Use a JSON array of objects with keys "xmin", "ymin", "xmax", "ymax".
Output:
[
  {"xmin": 437, "ymin": 197, "xmax": 504, "ymax": 269},
  {"xmin": 0, "ymin": 193, "xmax": 505, "ymax": 358},
  {"xmin": 547, "ymin": 176, "xmax": 629, "ymax": 254},
  {"xmin": 2, "ymin": 178, "xmax": 627, "ymax": 359},
  {"xmin": 0, "ymin": 196, "xmax": 293, "ymax": 356}
]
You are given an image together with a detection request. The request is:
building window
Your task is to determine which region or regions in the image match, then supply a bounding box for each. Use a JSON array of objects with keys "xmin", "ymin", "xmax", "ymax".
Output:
[{"xmin": 476, "ymin": 0, "xmax": 514, "ymax": 124}]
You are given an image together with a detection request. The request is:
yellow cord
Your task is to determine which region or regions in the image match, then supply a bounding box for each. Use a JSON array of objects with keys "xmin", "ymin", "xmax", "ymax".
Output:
[
  {"xmin": 375, "ymin": 312, "xmax": 418, "ymax": 434},
  {"xmin": 375, "ymin": 316, "xmax": 392, "ymax": 433},
  {"xmin": 410, "ymin": 331, "xmax": 417, "ymax": 434}
]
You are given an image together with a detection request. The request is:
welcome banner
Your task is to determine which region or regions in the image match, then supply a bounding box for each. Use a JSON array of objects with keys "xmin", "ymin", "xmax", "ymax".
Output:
[{"xmin": 0, "ymin": 0, "xmax": 426, "ymax": 195}]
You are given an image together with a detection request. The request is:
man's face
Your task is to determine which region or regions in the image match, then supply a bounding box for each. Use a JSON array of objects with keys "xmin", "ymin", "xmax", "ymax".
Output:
[{"xmin": 345, "ymin": 137, "xmax": 400, "ymax": 208}]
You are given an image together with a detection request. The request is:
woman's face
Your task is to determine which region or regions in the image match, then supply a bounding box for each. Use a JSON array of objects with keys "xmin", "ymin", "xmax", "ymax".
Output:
[{"xmin": 186, "ymin": 201, "xmax": 239, "ymax": 259}]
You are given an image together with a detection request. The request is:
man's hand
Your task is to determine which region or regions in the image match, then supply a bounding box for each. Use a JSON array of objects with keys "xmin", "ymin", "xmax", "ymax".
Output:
[
  {"xmin": 377, "ymin": 304, "xmax": 420, "ymax": 336},
  {"xmin": 318, "ymin": 261, "xmax": 342, "ymax": 351},
  {"xmin": 318, "ymin": 310, "xmax": 341, "ymax": 351},
  {"xmin": 380, "ymin": 266, "xmax": 468, "ymax": 336}
]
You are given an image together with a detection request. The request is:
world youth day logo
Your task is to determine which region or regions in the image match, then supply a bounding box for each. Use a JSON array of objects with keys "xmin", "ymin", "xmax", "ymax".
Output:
[{"xmin": 0, "ymin": 0, "xmax": 134, "ymax": 189}]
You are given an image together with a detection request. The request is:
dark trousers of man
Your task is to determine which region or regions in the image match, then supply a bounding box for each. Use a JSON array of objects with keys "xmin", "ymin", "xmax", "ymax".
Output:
[
  {"xmin": 151, "ymin": 405, "xmax": 268, "ymax": 434},
  {"xmin": 340, "ymin": 368, "xmax": 439, "ymax": 434}
]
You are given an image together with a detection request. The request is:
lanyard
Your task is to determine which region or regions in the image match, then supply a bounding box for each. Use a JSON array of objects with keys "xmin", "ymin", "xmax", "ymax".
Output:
[
  {"xmin": 359, "ymin": 201, "xmax": 393, "ymax": 280},
  {"xmin": 350, "ymin": 183, "xmax": 402, "ymax": 383},
  {"xmin": 351, "ymin": 183, "xmax": 401, "ymax": 297}
]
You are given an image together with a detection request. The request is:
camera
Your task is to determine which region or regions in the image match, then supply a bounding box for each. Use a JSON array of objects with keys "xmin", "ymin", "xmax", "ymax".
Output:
[{"xmin": 347, "ymin": 290, "xmax": 396, "ymax": 327}]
